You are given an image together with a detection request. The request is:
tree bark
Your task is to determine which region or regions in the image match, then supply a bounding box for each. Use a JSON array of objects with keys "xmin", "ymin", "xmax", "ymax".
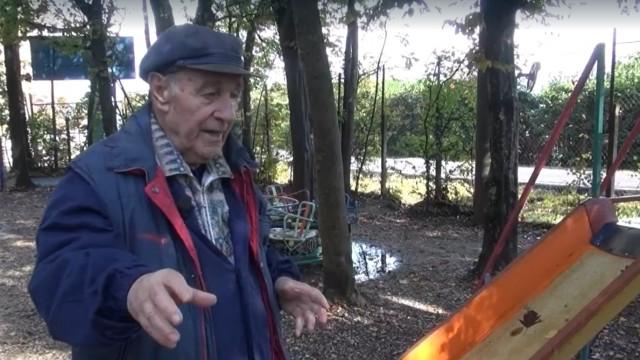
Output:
[
  {"xmin": 0, "ymin": 134, "xmax": 5, "ymax": 191},
  {"xmin": 354, "ymin": 64, "xmax": 380, "ymax": 195},
  {"xmin": 149, "ymin": 0, "xmax": 175, "ymax": 35},
  {"xmin": 74, "ymin": 0, "xmax": 117, "ymax": 136},
  {"xmin": 50, "ymin": 80, "xmax": 58, "ymax": 169},
  {"xmin": 291, "ymin": 0, "xmax": 355, "ymax": 302},
  {"xmin": 142, "ymin": 0, "xmax": 151, "ymax": 49},
  {"xmin": 4, "ymin": 42, "xmax": 33, "ymax": 189},
  {"xmin": 473, "ymin": 0, "xmax": 520, "ymax": 275},
  {"xmin": 341, "ymin": 0, "xmax": 358, "ymax": 194},
  {"xmin": 272, "ymin": 0, "xmax": 312, "ymax": 197},
  {"xmin": 86, "ymin": 80, "xmax": 98, "ymax": 145},
  {"xmin": 434, "ymin": 57, "xmax": 444, "ymax": 200},
  {"xmin": 194, "ymin": 0, "xmax": 215, "ymax": 28},
  {"xmin": 264, "ymin": 84, "xmax": 272, "ymax": 183},
  {"xmin": 241, "ymin": 19, "xmax": 257, "ymax": 156},
  {"xmin": 380, "ymin": 65, "xmax": 387, "ymax": 196},
  {"xmin": 473, "ymin": 69, "xmax": 490, "ymax": 223}
]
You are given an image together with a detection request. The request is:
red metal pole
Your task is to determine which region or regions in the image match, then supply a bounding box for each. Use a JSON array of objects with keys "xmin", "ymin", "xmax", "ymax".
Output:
[
  {"xmin": 600, "ymin": 114, "xmax": 640, "ymax": 195},
  {"xmin": 477, "ymin": 46, "xmax": 602, "ymax": 288}
]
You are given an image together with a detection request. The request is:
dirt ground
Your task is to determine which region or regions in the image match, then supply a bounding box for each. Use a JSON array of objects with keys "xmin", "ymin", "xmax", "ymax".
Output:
[{"xmin": 0, "ymin": 188, "xmax": 638, "ymax": 359}]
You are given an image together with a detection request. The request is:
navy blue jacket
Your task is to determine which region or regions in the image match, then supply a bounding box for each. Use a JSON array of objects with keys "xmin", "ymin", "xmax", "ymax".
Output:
[{"xmin": 28, "ymin": 104, "xmax": 299, "ymax": 360}]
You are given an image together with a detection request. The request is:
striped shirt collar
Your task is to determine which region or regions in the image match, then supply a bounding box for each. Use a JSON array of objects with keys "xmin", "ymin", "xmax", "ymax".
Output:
[{"xmin": 150, "ymin": 114, "xmax": 232, "ymax": 181}]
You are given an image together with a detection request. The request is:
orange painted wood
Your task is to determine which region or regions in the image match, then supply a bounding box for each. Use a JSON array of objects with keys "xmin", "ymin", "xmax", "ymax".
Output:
[
  {"xmin": 401, "ymin": 206, "xmax": 594, "ymax": 360},
  {"xmin": 530, "ymin": 258, "xmax": 640, "ymax": 360}
]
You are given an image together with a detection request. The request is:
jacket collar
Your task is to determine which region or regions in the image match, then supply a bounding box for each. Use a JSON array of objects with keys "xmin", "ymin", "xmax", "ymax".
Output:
[{"xmin": 105, "ymin": 103, "xmax": 256, "ymax": 179}]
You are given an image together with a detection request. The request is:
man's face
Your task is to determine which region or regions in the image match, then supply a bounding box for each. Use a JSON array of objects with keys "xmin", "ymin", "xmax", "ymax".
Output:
[{"xmin": 156, "ymin": 69, "xmax": 242, "ymax": 166}]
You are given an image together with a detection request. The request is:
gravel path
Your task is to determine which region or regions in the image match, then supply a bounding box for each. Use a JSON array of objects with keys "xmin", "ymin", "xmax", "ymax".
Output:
[{"xmin": 0, "ymin": 190, "xmax": 637, "ymax": 359}]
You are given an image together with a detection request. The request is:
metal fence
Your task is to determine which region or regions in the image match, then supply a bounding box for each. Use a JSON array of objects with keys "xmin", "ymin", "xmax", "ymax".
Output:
[
  {"xmin": 517, "ymin": 47, "xmax": 640, "ymax": 196},
  {"xmin": 0, "ymin": 98, "xmax": 139, "ymax": 176}
]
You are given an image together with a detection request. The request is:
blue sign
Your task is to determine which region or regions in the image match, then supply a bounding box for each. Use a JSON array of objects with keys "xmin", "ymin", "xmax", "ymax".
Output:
[{"xmin": 29, "ymin": 36, "xmax": 136, "ymax": 80}]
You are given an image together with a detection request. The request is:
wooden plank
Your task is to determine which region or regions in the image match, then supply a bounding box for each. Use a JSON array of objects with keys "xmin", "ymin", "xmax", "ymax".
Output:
[
  {"xmin": 533, "ymin": 259, "xmax": 640, "ymax": 360},
  {"xmin": 461, "ymin": 250, "xmax": 633, "ymax": 360},
  {"xmin": 401, "ymin": 207, "xmax": 593, "ymax": 360}
]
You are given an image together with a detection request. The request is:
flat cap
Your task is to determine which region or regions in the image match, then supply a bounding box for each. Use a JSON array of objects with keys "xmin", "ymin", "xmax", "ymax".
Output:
[{"xmin": 139, "ymin": 24, "xmax": 249, "ymax": 81}]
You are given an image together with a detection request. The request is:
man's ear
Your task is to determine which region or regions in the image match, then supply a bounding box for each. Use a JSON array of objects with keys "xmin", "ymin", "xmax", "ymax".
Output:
[{"xmin": 148, "ymin": 72, "xmax": 172, "ymax": 112}]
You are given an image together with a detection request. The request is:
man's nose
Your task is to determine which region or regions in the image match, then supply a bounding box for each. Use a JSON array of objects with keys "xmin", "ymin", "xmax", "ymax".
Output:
[{"xmin": 215, "ymin": 96, "xmax": 237, "ymax": 122}]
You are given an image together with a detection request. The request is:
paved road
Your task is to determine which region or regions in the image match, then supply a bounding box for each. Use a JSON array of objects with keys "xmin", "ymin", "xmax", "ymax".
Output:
[
  {"xmin": 357, "ymin": 158, "xmax": 640, "ymax": 191},
  {"xmin": 20, "ymin": 157, "xmax": 640, "ymax": 193}
]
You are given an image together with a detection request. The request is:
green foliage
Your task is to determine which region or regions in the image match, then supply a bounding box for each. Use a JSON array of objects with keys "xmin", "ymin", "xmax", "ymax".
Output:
[
  {"xmin": 0, "ymin": 58, "xmax": 7, "ymax": 126},
  {"xmin": 351, "ymin": 59, "xmax": 475, "ymax": 162},
  {"xmin": 522, "ymin": 187, "xmax": 640, "ymax": 225},
  {"xmin": 0, "ymin": 1, "xmax": 47, "ymax": 42},
  {"xmin": 27, "ymin": 99, "xmax": 87, "ymax": 170},
  {"xmin": 251, "ymin": 82, "xmax": 291, "ymax": 182},
  {"xmin": 518, "ymin": 55, "xmax": 640, "ymax": 170},
  {"xmin": 522, "ymin": 188, "xmax": 587, "ymax": 224}
]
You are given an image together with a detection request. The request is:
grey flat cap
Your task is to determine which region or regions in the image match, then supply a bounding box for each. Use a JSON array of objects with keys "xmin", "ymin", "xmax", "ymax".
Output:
[{"xmin": 139, "ymin": 24, "xmax": 250, "ymax": 81}]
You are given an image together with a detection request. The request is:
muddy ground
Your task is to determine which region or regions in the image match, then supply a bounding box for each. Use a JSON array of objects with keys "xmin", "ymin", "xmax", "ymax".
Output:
[{"xmin": 0, "ymin": 188, "xmax": 638, "ymax": 359}]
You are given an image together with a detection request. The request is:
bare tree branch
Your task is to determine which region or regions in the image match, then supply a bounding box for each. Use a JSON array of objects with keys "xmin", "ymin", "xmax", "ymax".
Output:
[{"xmin": 71, "ymin": 0, "xmax": 91, "ymax": 15}]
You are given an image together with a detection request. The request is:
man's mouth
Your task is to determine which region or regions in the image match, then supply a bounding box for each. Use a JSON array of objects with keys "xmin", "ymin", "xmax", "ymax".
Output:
[{"xmin": 202, "ymin": 129, "xmax": 224, "ymax": 140}]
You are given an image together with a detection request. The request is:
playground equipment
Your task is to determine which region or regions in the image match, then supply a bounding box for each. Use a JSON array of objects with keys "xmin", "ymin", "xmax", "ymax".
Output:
[
  {"xmin": 265, "ymin": 184, "xmax": 360, "ymax": 265},
  {"xmin": 265, "ymin": 185, "xmax": 301, "ymax": 226},
  {"xmin": 268, "ymin": 200, "xmax": 322, "ymax": 265},
  {"xmin": 401, "ymin": 198, "xmax": 639, "ymax": 360},
  {"xmin": 402, "ymin": 44, "xmax": 639, "ymax": 359}
]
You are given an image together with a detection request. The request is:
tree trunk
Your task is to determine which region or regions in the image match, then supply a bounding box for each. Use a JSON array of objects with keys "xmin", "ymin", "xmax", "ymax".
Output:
[
  {"xmin": 4, "ymin": 42, "xmax": 33, "ymax": 189},
  {"xmin": 380, "ymin": 65, "xmax": 387, "ymax": 196},
  {"xmin": 264, "ymin": 84, "xmax": 272, "ymax": 183},
  {"xmin": 142, "ymin": 0, "xmax": 152, "ymax": 49},
  {"xmin": 149, "ymin": 0, "xmax": 175, "ymax": 35},
  {"xmin": 92, "ymin": 16, "xmax": 117, "ymax": 136},
  {"xmin": 354, "ymin": 64, "xmax": 380, "ymax": 195},
  {"xmin": 473, "ymin": 69, "xmax": 490, "ymax": 224},
  {"xmin": 50, "ymin": 80, "xmax": 58, "ymax": 169},
  {"xmin": 291, "ymin": 0, "xmax": 355, "ymax": 302},
  {"xmin": 65, "ymin": 115, "xmax": 72, "ymax": 163},
  {"xmin": 272, "ymin": 0, "xmax": 312, "ymax": 197},
  {"xmin": 434, "ymin": 58, "xmax": 444, "ymax": 201},
  {"xmin": 86, "ymin": 80, "xmax": 99, "ymax": 146},
  {"xmin": 341, "ymin": 0, "xmax": 358, "ymax": 194},
  {"xmin": 194, "ymin": 0, "xmax": 215, "ymax": 28},
  {"xmin": 241, "ymin": 20, "xmax": 257, "ymax": 156},
  {"xmin": 74, "ymin": 0, "xmax": 117, "ymax": 136},
  {"xmin": 473, "ymin": 0, "xmax": 520, "ymax": 275},
  {"xmin": 0, "ymin": 134, "xmax": 5, "ymax": 191}
]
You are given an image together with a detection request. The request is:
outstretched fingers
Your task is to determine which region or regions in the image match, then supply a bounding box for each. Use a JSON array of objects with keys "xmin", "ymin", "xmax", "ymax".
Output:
[{"xmin": 127, "ymin": 269, "xmax": 217, "ymax": 349}]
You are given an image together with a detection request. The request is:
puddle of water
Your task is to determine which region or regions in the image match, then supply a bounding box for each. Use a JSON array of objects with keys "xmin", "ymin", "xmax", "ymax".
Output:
[{"xmin": 352, "ymin": 241, "xmax": 399, "ymax": 282}]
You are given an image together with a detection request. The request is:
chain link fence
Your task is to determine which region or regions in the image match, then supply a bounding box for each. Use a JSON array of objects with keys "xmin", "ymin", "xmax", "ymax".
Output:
[
  {"xmin": 519, "ymin": 56, "xmax": 640, "ymax": 189},
  {"xmin": 1, "ymin": 96, "xmax": 143, "ymax": 176}
]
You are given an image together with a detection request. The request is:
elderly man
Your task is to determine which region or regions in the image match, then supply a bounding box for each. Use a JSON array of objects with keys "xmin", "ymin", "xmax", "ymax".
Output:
[{"xmin": 29, "ymin": 24, "xmax": 328, "ymax": 360}]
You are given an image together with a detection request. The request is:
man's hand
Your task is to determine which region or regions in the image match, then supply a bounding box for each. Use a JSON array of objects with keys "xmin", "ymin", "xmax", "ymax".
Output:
[
  {"xmin": 275, "ymin": 277, "xmax": 329, "ymax": 337},
  {"xmin": 127, "ymin": 269, "xmax": 217, "ymax": 348}
]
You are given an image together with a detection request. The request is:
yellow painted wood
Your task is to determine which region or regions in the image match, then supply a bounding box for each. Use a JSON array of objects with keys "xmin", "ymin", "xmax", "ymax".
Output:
[
  {"xmin": 461, "ymin": 250, "xmax": 633, "ymax": 360},
  {"xmin": 548, "ymin": 264, "xmax": 640, "ymax": 359}
]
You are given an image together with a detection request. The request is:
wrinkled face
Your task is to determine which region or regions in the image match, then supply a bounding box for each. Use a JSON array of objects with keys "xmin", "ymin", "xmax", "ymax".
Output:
[{"xmin": 150, "ymin": 69, "xmax": 242, "ymax": 166}]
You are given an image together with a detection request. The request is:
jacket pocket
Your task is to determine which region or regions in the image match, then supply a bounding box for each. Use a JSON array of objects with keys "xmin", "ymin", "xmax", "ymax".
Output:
[{"xmin": 116, "ymin": 342, "xmax": 129, "ymax": 360}]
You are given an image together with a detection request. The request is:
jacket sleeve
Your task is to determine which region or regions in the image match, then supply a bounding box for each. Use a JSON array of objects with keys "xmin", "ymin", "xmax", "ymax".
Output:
[
  {"xmin": 28, "ymin": 168, "xmax": 153, "ymax": 346},
  {"xmin": 255, "ymin": 185, "xmax": 300, "ymax": 282}
]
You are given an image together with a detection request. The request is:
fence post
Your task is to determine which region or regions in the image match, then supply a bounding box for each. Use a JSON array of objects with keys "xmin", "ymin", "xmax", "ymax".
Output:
[
  {"xmin": 591, "ymin": 43, "xmax": 606, "ymax": 198},
  {"xmin": 0, "ymin": 134, "xmax": 4, "ymax": 192},
  {"xmin": 606, "ymin": 28, "xmax": 618, "ymax": 197}
]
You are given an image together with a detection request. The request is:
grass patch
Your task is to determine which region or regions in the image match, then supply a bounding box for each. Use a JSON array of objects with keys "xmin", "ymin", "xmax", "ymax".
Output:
[
  {"xmin": 521, "ymin": 189, "xmax": 588, "ymax": 224},
  {"xmin": 268, "ymin": 166, "xmax": 640, "ymax": 225}
]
